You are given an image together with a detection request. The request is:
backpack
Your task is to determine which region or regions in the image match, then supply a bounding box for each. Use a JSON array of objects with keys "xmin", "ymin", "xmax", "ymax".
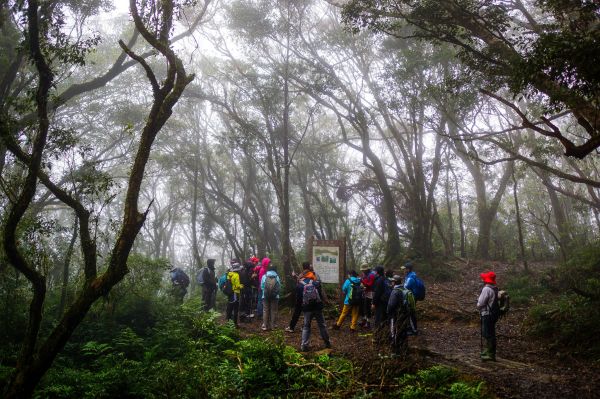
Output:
[
  {"xmin": 218, "ymin": 274, "xmax": 227, "ymax": 290},
  {"xmin": 221, "ymin": 274, "xmax": 233, "ymax": 296},
  {"xmin": 498, "ymin": 290, "xmax": 510, "ymax": 317},
  {"xmin": 392, "ymin": 287, "xmax": 414, "ymax": 318},
  {"xmin": 349, "ymin": 280, "xmax": 363, "ymax": 305},
  {"xmin": 196, "ymin": 267, "xmax": 207, "ymax": 285},
  {"xmin": 171, "ymin": 268, "xmax": 190, "ymax": 288},
  {"xmin": 264, "ymin": 275, "xmax": 280, "ymax": 300},
  {"xmin": 302, "ymin": 280, "xmax": 322, "ymax": 307},
  {"xmin": 490, "ymin": 287, "xmax": 510, "ymax": 321},
  {"xmin": 411, "ymin": 276, "xmax": 426, "ymax": 301},
  {"xmin": 381, "ymin": 279, "xmax": 393, "ymax": 305}
]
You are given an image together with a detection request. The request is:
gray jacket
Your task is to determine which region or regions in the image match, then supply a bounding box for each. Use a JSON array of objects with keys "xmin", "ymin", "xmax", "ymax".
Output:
[{"xmin": 477, "ymin": 284, "xmax": 495, "ymax": 316}]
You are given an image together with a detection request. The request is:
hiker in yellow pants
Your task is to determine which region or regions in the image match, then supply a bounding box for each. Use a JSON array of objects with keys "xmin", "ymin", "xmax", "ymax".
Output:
[{"xmin": 333, "ymin": 270, "xmax": 362, "ymax": 331}]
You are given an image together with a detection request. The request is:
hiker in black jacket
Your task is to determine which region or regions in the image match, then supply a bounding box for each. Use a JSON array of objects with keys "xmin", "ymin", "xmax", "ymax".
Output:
[
  {"xmin": 300, "ymin": 276, "xmax": 331, "ymax": 352},
  {"xmin": 200, "ymin": 259, "xmax": 217, "ymax": 311},
  {"xmin": 371, "ymin": 266, "xmax": 390, "ymax": 327},
  {"xmin": 239, "ymin": 261, "xmax": 254, "ymax": 321}
]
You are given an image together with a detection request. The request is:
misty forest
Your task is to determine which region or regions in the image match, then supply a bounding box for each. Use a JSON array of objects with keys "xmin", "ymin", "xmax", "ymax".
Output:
[{"xmin": 1, "ymin": 0, "xmax": 599, "ymax": 398}]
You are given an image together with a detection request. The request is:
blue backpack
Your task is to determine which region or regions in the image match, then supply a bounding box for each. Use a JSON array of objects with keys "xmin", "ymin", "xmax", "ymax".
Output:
[
  {"xmin": 218, "ymin": 274, "xmax": 227, "ymax": 290},
  {"xmin": 412, "ymin": 277, "xmax": 426, "ymax": 301}
]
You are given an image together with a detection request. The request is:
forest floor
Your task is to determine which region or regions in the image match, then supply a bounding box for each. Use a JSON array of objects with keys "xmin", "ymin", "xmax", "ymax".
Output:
[{"xmin": 236, "ymin": 260, "xmax": 600, "ymax": 398}]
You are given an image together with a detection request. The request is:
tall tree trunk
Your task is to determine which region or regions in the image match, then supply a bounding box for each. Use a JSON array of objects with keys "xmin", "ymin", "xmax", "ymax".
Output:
[
  {"xmin": 190, "ymin": 158, "xmax": 203, "ymax": 268},
  {"xmin": 450, "ymin": 135, "xmax": 513, "ymax": 259},
  {"xmin": 512, "ymin": 171, "xmax": 528, "ymax": 271},
  {"xmin": 444, "ymin": 153, "xmax": 455, "ymax": 255},
  {"xmin": 538, "ymin": 171, "xmax": 572, "ymax": 257},
  {"xmin": 279, "ymin": 1, "xmax": 296, "ymax": 292},
  {"xmin": 57, "ymin": 218, "xmax": 78, "ymax": 317},
  {"xmin": 452, "ymin": 168, "xmax": 466, "ymax": 258}
]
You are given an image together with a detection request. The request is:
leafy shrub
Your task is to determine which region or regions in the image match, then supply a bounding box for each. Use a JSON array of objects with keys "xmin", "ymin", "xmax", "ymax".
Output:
[
  {"xmin": 393, "ymin": 366, "xmax": 489, "ymax": 398},
  {"xmin": 525, "ymin": 243, "xmax": 600, "ymax": 359},
  {"xmin": 504, "ymin": 274, "xmax": 547, "ymax": 306},
  {"xmin": 418, "ymin": 259, "xmax": 456, "ymax": 282},
  {"xmin": 527, "ymin": 293, "xmax": 600, "ymax": 358}
]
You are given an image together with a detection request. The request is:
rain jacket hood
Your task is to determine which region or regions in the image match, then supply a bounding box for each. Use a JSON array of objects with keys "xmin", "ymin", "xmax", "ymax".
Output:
[{"xmin": 258, "ymin": 258, "xmax": 271, "ymax": 288}]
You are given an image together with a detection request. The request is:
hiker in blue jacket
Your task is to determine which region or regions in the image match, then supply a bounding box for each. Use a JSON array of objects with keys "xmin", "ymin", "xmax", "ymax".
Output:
[
  {"xmin": 332, "ymin": 270, "xmax": 362, "ymax": 331},
  {"xmin": 402, "ymin": 261, "xmax": 418, "ymax": 335}
]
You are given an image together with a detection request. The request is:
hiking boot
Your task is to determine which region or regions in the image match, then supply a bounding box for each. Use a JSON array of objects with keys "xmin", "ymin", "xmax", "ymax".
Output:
[
  {"xmin": 481, "ymin": 339, "xmax": 496, "ymax": 361},
  {"xmin": 358, "ymin": 319, "xmax": 366, "ymax": 327},
  {"xmin": 324, "ymin": 341, "xmax": 332, "ymax": 349},
  {"xmin": 332, "ymin": 324, "xmax": 340, "ymax": 330},
  {"xmin": 284, "ymin": 327, "xmax": 294, "ymax": 333},
  {"xmin": 261, "ymin": 325, "xmax": 267, "ymax": 331},
  {"xmin": 300, "ymin": 346, "xmax": 309, "ymax": 352},
  {"xmin": 364, "ymin": 321, "xmax": 371, "ymax": 329}
]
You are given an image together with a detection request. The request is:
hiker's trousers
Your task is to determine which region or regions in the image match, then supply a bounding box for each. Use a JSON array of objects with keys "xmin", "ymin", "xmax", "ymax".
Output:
[
  {"xmin": 262, "ymin": 298, "xmax": 278, "ymax": 330},
  {"xmin": 336, "ymin": 304, "xmax": 360, "ymax": 330},
  {"xmin": 301, "ymin": 310, "xmax": 330, "ymax": 348},
  {"xmin": 226, "ymin": 293, "xmax": 239, "ymax": 325},
  {"xmin": 202, "ymin": 287, "xmax": 216, "ymax": 311},
  {"xmin": 288, "ymin": 297, "xmax": 302, "ymax": 330},
  {"xmin": 481, "ymin": 314, "xmax": 496, "ymax": 340}
]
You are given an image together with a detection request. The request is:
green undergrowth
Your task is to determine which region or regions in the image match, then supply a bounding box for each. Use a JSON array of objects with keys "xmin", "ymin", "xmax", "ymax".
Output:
[
  {"xmin": 503, "ymin": 273, "xmax": 547, "ymax": 306},
  {"xmin": 392, "ymin": 365, "xmax": 490, "ymax": 399},
  {"xmin": 21, "ymin": 297, "xmax": 488, "ymax": 398},
  {"xmin": 508, "ymin": 243, "xmax": 600, "ymax": 360}
]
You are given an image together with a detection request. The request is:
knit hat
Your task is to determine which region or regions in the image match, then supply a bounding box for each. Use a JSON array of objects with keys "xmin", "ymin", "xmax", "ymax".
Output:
[{"xmin": 480, "ymin": 271, "xmax": 496, "ymax": 285}]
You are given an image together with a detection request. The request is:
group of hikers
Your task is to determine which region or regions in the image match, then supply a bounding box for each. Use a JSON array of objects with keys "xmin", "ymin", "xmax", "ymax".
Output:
[
  {"xmin": 170, "ymin": 258, "xmax": 505, "ymax": 360},
  {"xmin": 174, "ymin": 257, "xmax": 425, "ymax": 353}
]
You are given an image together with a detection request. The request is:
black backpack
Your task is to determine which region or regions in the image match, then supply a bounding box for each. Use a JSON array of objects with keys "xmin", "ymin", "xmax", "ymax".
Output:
[
  {"xmin": 349, "ymin": 280, "xmax": 363, "ymax": 305},
  {"xmin": 381, "ymin": 278, "xmax": 392, "ymax": 305},
  {"xmin": 490, "ymin": 287, "xmax": 510, "ymax": 322},
  {"xmin": 171, "ymin": 268, "xmax": 190, "ymax": 288}
]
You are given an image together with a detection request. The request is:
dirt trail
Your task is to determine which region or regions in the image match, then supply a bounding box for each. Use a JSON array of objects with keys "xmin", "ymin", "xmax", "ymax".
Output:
[{"xmin": 238, "ymin": 260, "xmax": 600, "ymax": 398}]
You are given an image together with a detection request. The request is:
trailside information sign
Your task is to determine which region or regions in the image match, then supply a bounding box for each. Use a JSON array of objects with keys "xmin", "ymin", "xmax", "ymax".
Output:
[
  {"xmin": 313, "ymin": 246, "xmax": 339, "ymax": 283},
  {"xmin": 308, "ymin": 237, "xmax": 346, "ymax": 285}
]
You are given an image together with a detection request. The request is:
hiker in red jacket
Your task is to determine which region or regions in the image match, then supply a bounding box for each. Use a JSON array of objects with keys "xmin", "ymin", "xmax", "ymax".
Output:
[{"xmin": 359, "ymin": 263, "xmax": 376, "ymax": 329}]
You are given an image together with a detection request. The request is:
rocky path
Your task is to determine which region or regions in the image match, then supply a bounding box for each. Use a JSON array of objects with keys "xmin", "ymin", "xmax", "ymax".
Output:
[{"xmin": 238, "ymin": 260, "xmax": 600, "ymax": 398}]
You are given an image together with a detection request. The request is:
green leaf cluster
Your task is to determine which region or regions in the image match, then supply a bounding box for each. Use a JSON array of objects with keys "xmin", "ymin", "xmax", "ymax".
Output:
[
  {"xmin": 525, "ymin": 242, "xmax": 600, "ymax": 359},
  {"xmin": 393, "ymin": 366, "xmax": 489, "ymax": 398}
]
